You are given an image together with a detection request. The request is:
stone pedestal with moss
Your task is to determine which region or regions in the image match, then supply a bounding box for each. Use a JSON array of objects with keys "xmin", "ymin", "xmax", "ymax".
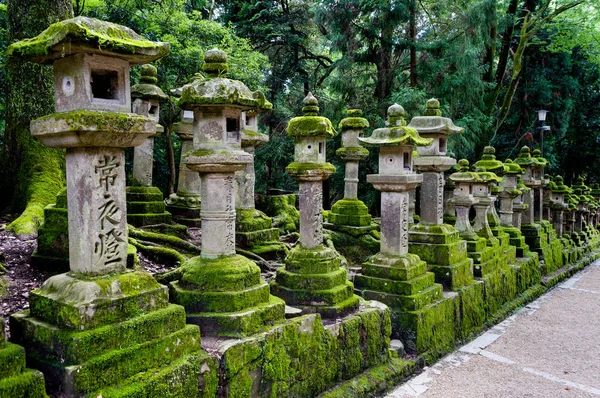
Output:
[
  {"xmin": 234, "ymin": 111, "xmax": 285, "ymax": 257},
  {"xmin": 8, "ymin": 17, "xmax": 211, "ymax": 397},
  {"xmin": 31, "ymin": 188, "xmax": 69, "ymax": 271},
  {"xmin": 325, "ymin": 109, "xmax": 379, "ymax": 265},
  {"xmin": 126, "ymin": 64, "xmax": 172, "ymax": 226},
  {"xmin": 271, "ymin": 93, "xmax": 360, "ymax": 317},
  {"xmin": 515, "ymin": 147, "xmax": 560, "ymax": 274},
  {"xmin": 406, "ymin": 99, "xmax": 473, "ymax": 291},
  {"xmin": 353, "ymin": 104, "xmax": 454, "ymax": 356},
  {"xmin": 0, "ymin": 318, "xmax": 48, "ymax": 398},
  {"xmin": 499, "ymin": 159, "xmax": 530, "ymax": 258},
  {"xmin": 169, "ymin": 49, "xmax": 284, "ymax": 336},
  {"xmin": 166, "ymin": 109, "xmax": 203, "ymax": 226}
]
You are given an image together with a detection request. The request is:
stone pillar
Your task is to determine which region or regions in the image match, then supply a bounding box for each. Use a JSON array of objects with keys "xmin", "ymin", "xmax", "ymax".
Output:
[
  {"xmin": 234, "ymin": 114, "xmax": 281, "ymax": 251},
  {"xmin": 328, "ymin": 109, "xmax": 372, "ymax": 229},
  {"xmin": 166, "ymin": 111, "xmax": 202, "ymax": 226},
  {"xmin": 271, "ymin": 93, "xmax": 359, "ymax": 318},
  {"xmin": 472, "ymin": 175, "xmax": 500, "ymax": 245},
  {"xmin": 126, "ymin": 64, "xmax": 172, "ymax": 226},
  {"xmin": 513, "ymin": 176, "xmax": 529, "ymax": 229},
  {"xmin": 169, "ymin": 49, "xmax": 284, "ymax": 336},
  {"xmin": 9, "ymin": 18, "xmax": 207, "ymax": 396}
]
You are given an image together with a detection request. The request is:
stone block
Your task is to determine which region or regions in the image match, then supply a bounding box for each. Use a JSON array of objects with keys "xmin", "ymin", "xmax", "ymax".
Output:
[
  {"xmin": 357, "ymin": 283, "xmax": 443, "ymax": 312},
  {"xmin": 408, "ymin": 240, "xmax": 468, "ymax": 266},
  {"xmin": 169, "ymin": 281, "xmax": 271, "ymax": 313},
  {"xmin": 429, "ymin": 258, "xmax": 474, "ymax": 291},
  {"xmin": 275, "ymin": 268, "xmax": 348, "ymax": 291},
  {"xmin": 236, "ymin": 228, "xmax": 280, "ymax": 248},
  {"xmin": 126, "ymin": 200, "xmax": 166, "ymax": 214},
  {"xmin": 361, "ymin": 253, "xmax": 427, "ymax": 281},
  {"xmin": 0, "ymin": 369, "xmax": 48, "ymax": 398}
]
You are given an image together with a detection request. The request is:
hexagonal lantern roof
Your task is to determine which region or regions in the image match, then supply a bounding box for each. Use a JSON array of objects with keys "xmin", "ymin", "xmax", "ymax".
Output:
[
  {"xmin": 448, "ymin": 159, "xmax": 482, "ymax": 184},
  {"xmin": 287, "ymin": 92, "xmax": 337, "ymax": 138},
  {"xmin": 359, "ymin": 104, "xmax": 433, "ymax": 147},
  {"xmin": 339, "ymin": 109, "xmax": 369, "ymax": 131},
  {"xmin": 553, "ymin": 176, "xmax": 572, "ymax": 195},
  {"xmin": 532, "ymin": 149, "xmax": 549, "ymax": 168},
  {"xmin": 7, "ymin": 16, "xmax": 170, "ymax": 65},
  {"xmin": 503, "ymin": 159, "xmax": 524, "ymax": 175},
  {"xmin": 473, "ymin": 146, "xmax": 507, "ymax": 175},
  {"xmin": 178, "ymin": 49, "xmax": 272, "ymax": 111},
  {"xmin": 406, "ymin": 98, "xmax": 464, "ymax": 136}
]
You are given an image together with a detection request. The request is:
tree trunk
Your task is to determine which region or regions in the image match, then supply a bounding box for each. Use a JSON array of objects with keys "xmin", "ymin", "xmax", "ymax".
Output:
[{"xmin": 2, "ymin": 0, "xmax": 73, "ymax": 238}]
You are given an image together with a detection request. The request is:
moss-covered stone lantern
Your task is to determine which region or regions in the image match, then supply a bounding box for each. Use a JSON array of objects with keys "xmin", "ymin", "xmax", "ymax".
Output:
[
  {"xmin": 501, "ymin": 159, "xmax": 530, "ymax": 257},
  {"xmin": 354, "ymin": 105, "xmax": 454, "ymax": 354},
  {"xmin": 571, "ymin": 176, "xmax": 591, "ymax": 239},
  {"xmin": 169, "ymin": 48, "xmax": 284, "ymax": 336},
  {"xmin": 234, "ymin": 110, "xmax": 282, "ymax": 252},
  {"xmin": 327, "ymin": 109, "xmax": 372, "ymax": 229},
  {"xmin": 166, "ymin": 107, "xmax": 202, "ymax": 226},
  {"xmin": 532, "ymin": 149, "xmax": 550, "ymax": 222},
  {"xmin": 7, "ymin": 17, "xmax": 211, "ymax": 395},
  {"xmin": 551, "ymin": 176, "xmax": 571, "ymax": 236},
  {"xmin": 406, "ymin": 99, "xmax": 474, "ymax": 291},
  {"xmin": 513, "ymin": 176, "xmax": 530, "ymax": 229},
  {"xmin": 590, "ymin": 184, "xmax": 600, "ymax": 228},
  {"xmin": 271, "ymin": 93, "xmax": 360, "ymax": 318},
  {"xmin": 126, "ymin": 64, "xmax": 172, "ymax": 226}
]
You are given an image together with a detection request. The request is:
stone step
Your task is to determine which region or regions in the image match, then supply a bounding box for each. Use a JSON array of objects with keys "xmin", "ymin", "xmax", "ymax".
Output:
[
  {"xmin": 127, "ymin": 212, "xmax": 172, "ymax": 226},
  {"xmin": 271, "ymin": 280, "xmax": 356, "ymax": 307},
  {"xmin": 0, "ymin": 343, "xmax": 26, "ymax": 379},
  {"xmin": 27, "ymin": 325, "xmax": 201, "ymax": 395},
  {"xmin": 0, "ymin": 369, "xmax": 47, "ymax": 398},
  {"xmin": 358, "ymin": 284, "xmax": 443, "ymax": 312},
  {"xmin": 90, "ymin": 352, "xmax": 215, "ymax": 398},
  {"xmin": 126, "ymin": 200, "xmax": 166, "ymax": 214},
  {"xmin": 11, "ymin": 305, "xmax": 189, "ymax": 365},
  {"xmin": 186, "ymin": 295, "xmax": 286, "ymax": 337},
  {"xmin": 353, "ymin": 272, "xmax": 435, "ymax": 296},
  {"xmin": 170, "ymin": 281, "xmax": 271, "ymax": 313},
  {"xmin": 275, "ymin": 268, "xmax": 348, "ymax": 291}
]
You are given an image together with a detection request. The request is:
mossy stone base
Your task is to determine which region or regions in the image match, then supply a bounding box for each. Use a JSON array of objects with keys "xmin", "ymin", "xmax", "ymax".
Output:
[
  {"xmin": 171, "ymin": 254, "xmax": 285, "ymax": 335},
  {"xmin": 512, "ymin": 254, "xmax": 541, "ymax": 294},
  {"xmin": 10, "ymin": 272, "xmax": 207, "ymax": 396},
  {"xmin": 33, "ymin": 203, "xmax": 69, "ymax": 271},
  {"xmin": 126, "ymin": 186, "xmax": 172, "ymax": 227},
  {"xmin": 185, "ymin": 295, "xmax": 286, "ymax": 337},
  {"xmin": 215, "ymin": 300, "xmax": 390, "ymax": 397},
  {"xmin": 328, "ymin": 198, "xmax": 372, "ymax": 227},
  {"xmin": 452, "ymin": 281, "xmax": 486, "ymax": 341},
  {"xmin": 408, "ymin": 224, "xmax": 474, "ymax": 290},
  {"xmin": 165, "ymin": 204, "xmax": 202, "ymax": 227},
  {"xmin": 235, "ymin": 208, "xmax": 274, "ymax": 232},
  {"xmin": 326, "ymin": 227, "xmax": 380, "ymax": 267},
  {"xmin": 0, "ymin": 317, "xmax": 48, "ymax": 398},
  {"xmin": 236, "ymin": 228, "xmax": 280, "ymax": 248},
  {"xmin": 28, "ymin": 271, "xmax": 168, "ymax": 330},
  {"xmin": 256, "ymin": 193, "xmax": 299, "ymax": 234},
  {"xmin": 392, "ymin": 294, "xmax": 455, "ymax": 357},
  {"xmin": 272, "ymin": 245, "xmax": 360, "ymax": 318}
]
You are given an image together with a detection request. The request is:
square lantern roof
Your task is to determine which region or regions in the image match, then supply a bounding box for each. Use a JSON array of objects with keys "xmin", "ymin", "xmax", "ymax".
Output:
[{"xmin": 7, "ymin": 16, "xmax": 170, "ymax": 65}]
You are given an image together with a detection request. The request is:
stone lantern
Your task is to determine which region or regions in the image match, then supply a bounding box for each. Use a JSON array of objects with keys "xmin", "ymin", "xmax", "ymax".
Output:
[
  {"xmin": 501, "ymin": 159, "xmax": 530, "ymax": 257},
  {"xmin": 532, "ymin": 149, "xmax": 549, "ymax": 222},
  {"xmin": 542, "ymin": 175, "xmax": 555, "ymax": 222},
  {"xmin": 234, "ymin": 110, "xmax": 281, "ymax": 251},
  {"xmin": 471, "ymin": 168, "xmax": 502, "ymax": 244},
  {"xmin": 166, "ymin": 107, "xmax": 202, "ymax": 226},
  {"xmin": 590, "ymin": 184, "xmax": 600, "ymax": 228},
  {"xmin": 8, "ymin": 17, "xmax": 208, "ymax": 395},
  {"xmin": 271, "ymin": 93, "xmax": 360, "ymax": 317},
  {"xmin": 327, "ymin": 109, "xmax": 372, "ymax": 230},
  {"xmin": 513, "ymin": 176, "xmax": 530, "ymax": 229},
  {"xmin": 169, "ymin": 49, "xmax": 284, "ymax": 335},
  {"xmin": 571, "ymin": 176, "xmax": 591, "ymax": 240},
  {"xmin": 354, "ymin": 105, "xmax": 454, "ymax": 353},
  {"xmin": 126, "ymin": 64, "xmax": 172, "ymax": 226},
  {"xmin": 406, "ymin": 99, "xmax": 474, "ymax": 291},
  {"xmin": 551, "ymin": 176, "xmax": 571, "ymax": 236}
]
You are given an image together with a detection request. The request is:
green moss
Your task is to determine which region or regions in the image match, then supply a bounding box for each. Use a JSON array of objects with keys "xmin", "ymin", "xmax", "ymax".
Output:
[
  {"xmin": 178, "ymin": 254, "xmax": 261, "ymax": 292},
  {"xmin": 338, "ymin": 117, "xmax": 369, "ymax": 131},
  {"xmin": 33, "ymin": 109, "xmax": 153, "ymax": 133},
  {"xmin": 7, "ymin": 16, "xmax": 170, "ymax": 62},
  {"xmin": 287, "ymin": 116, "xmax": 337, "ymax": 138},
  {"xmin": 286, "ymin": 161, "xmax": 336, "ymax": 177},
  {"xmin": 256, "ymin": 193, "xmax": 299, "ymax": 234},
  {"xmin": 335, "ymin": 146, "xmax": 370, "ymax": 160},
  {"xmin": 0, "ymin": 369, "xmax": 48, "ymax": 398},
  {"xmin": 178, "ymin": 76, "xmax": 272, "ymax": 110},
  {"xmin": 236, "ymin": 209, "xmax": 273, "ymax": 232}
]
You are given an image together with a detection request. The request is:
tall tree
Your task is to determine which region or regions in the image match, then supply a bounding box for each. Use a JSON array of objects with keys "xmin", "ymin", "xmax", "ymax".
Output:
[{"xmin": 1, "ymin": 0, "xmax": 73, "ymax": 237}]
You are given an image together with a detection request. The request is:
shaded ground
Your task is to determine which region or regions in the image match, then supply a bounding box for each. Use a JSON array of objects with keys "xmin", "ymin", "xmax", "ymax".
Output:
[{"xmin": 387, "ymin": 260, "xmax": 600, "ymax": 398}]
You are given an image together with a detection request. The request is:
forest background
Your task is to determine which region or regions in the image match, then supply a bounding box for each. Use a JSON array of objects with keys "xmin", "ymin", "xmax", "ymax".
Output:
[{"xmin": 0, "ymin": 0, "xmax": 598, "ymax": 236}]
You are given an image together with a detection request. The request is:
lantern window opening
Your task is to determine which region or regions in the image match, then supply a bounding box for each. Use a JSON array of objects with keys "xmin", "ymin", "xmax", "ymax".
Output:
[
  {"xmin": 246, "ymin": 114, "xmax": 256, "ymax": 127},
  {"xmin": 403, "ymin": 152, "xmax": 410, "ymax": 170},
  {"xmin": 318, "ymin": 142, "xmax": 323, "ymax": 155},
  {"xmin": 439, "ymin": 136, "xmax": 447, "ymax": 154},
  {"xmin": 91, "ymin": 69, "xmax": 120, "ymax": 100},
  {"xmin": 149, "ymin": 104, "xmax": 159, "ymax": 117},
  {"xmin": 226, "ymin": 117, "xmax": 240, "ymax": 142}
]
